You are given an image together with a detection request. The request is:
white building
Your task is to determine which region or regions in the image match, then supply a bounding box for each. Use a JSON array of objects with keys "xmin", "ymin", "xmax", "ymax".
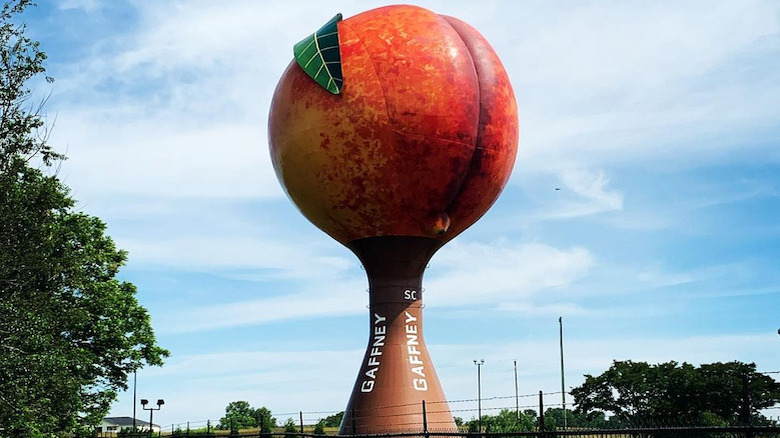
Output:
[{"xmin": 97, "ymin": 417, "xmax": 160, "ymax": 434}]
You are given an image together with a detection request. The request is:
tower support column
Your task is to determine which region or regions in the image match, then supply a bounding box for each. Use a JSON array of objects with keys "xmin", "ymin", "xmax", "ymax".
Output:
[{"xmin": 340, "ymin": 236, "xmax": 455, "ymax": 434}]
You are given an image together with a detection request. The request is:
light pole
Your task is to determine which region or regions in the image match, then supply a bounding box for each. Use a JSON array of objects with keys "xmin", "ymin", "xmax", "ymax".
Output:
[
  {"xmin": 473, "ymin": 359, "xmax": 484, "ymax": 434},
  {"xmin": 132, "ymin": 370, "xmax": 137, "ymax": 433},
  {"xmin": 513, "ymin": 359, "xmax": 519, "ymax": 419},
  {"xmin": 559, "ymin": 317, "xmax": 567, "ymax": 429},
  {"xmin": 141, "ymin": 398, "xmax": 164, "ymax": 437}
]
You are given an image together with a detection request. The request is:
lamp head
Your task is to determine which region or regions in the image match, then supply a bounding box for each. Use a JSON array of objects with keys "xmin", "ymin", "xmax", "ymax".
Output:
[
  {"xmin": 157, "ymin": 399, "xmax": 165, "ymax": 406},
  {"xmin": 140, "ymin": 399, "xmax": 148, "ymax": 406}
]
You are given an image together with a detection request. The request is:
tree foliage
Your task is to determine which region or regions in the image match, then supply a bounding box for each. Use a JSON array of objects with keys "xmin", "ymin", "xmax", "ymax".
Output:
[
  {"xmin": 256, "ymin": 406, "xmax": 277, "ymax": 432},
  {"xmin": 466, "ymin": 409, "xmax": 537, "ymax": 433},
  {"xmin": 284, "ymin": 417, "xmax": 299, "ymax": 438},
  {"xmin": 463, "ymin": 407, "xmax": 617, "ymax": 433},
  {"xmin": 0, "ymin": 0, "xmax": 60, "ymax": 171},
  {"xmin": 0, "ymin": 1, "xmax": 168, "ymax": 435},
  {"xmin": 320, "ymin": 411, "xmax": 343, "ymax": 428},
  {"xmin": 542, "ymin": 407, "xmax": 613, "ymax": 430},
  {"xmin": 571, "ymin": 360, "xmax": 780, "ymax": 426},
  {"xmin": 217, "ymin": 401, "xmax": 277, "ymax": 431},
  {"xmin": 312, "ymin": 420, "xmax": 325, "ymax": 435}
]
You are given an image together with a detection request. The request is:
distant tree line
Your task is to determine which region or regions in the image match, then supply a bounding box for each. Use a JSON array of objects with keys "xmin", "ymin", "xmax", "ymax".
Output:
[
  {"xmin": 571, "ymin": 360, "xmax": 780, "ymax": 427},
  {"xmin": 214, "ymin": 404, "xmax": 343, "ymax": 435},
  {"xmin": 207, "ymin": 361, "xmax": 778, "ymax": 435},
  {"xmin": 462, "ymin": 407, "xmax": 613, "ymax": 433},
  {"xmin": 460, "ymin": 361, "xmax": 779, "ymax": 432}
]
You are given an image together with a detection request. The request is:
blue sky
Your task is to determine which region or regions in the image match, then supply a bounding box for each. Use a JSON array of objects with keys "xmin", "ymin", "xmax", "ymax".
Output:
[{"xmin": 20, "ymin": 0, "xmax": 780, "ymax": 429}]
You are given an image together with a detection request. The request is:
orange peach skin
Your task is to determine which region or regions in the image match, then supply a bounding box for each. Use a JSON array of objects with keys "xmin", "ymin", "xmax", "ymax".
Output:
[{"xmin": 269, "ymin": 5, "xmax": 518, "ymax": 246}]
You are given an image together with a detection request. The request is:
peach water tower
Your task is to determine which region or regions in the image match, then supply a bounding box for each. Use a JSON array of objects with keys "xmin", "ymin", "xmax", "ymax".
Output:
[{"xmin": 268, "ymin": 5, "xmax": 518, "ymax": 434}]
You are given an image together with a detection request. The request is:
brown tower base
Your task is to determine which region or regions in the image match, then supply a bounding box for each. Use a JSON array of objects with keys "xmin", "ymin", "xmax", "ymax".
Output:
[{"xmin": 339, "ymin": 236, "xmax": 455, "ymax": 434}]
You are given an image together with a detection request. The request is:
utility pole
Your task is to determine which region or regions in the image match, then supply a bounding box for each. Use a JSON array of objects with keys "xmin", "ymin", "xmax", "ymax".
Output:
[
  {"xmin": 559, "ymin": 317, "xmax": 567, "ymax": 429},
  {"xmin": 132, "ymin": 370, "xmax": 137, "ymax": 432},
  {"xmin": 514, "ymin": 359, "xmax": 519, "ymax": 419},
  {"xmin": 473, "ymin": 359, "xmax": 485, "ymax": 434}
]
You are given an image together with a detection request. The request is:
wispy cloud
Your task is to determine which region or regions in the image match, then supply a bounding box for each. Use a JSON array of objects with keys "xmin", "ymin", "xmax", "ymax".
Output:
[
  {"xmin": 51, "ymin": 115, "xmax": 282, "ymax": 201},
  {"xmin": 426, "ymin": 241, "xmax": 595, "ymax": 307},
  {"xmin": 157, "ymin": 239, "xmax": 595, "ymax": 333},
  {"xmin": 121, "ymin": 236, "xmax": 350, "ymax": 276},
  {"xmin": 157, "ymin": 282, "xmax": 365, "ymax": 334},
  {"xmin": 536, "ymin": 169, "xmax": 624, "ymax": 220},
  {"xmin": 57, "ymin": 0, "xmax": 101, "ymax": 12},
  {"xmin": 511, "ymin": 0, "xmax": 780, "ymax": 174}
]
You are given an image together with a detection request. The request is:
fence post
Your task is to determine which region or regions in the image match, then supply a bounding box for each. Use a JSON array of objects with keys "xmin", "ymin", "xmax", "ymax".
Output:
[
  {"xmin": 538, "ymin": 391, "xmax": 545, "ymax": 436},
  {"xmin": 260, "ymin": 413, "xmax": 265, "ymax": 436},
  {"xmin": 351, "ymin": 408, "xmax": 357, "ymax": 436},
  {"xmin": 300, "ymin": 411, "xmax": 305, "ymax": 435},
  {"xmin": 207, "ymin": 420, "xmax": 211, "ymax": 435},
  {"xmin": 186, "ymin": 421, "xmax": 190, "ymax": 436},
  {"xmin": 422, "ymin": 400, "xmax": 428, "ymax": 438}
]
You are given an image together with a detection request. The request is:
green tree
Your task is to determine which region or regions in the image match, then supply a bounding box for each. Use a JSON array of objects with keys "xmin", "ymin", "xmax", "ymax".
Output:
[
  {"xmin": 284, "ymin": 417, "xmax": 299, "ymax": 438},
  {"xmin": 696, "ymin": 361, "xmax": 779, "ymax": 424},
  {"xmin": 257, "ymin": 406, "xmax": 278, "ymax": 432},
  {"xmin": 313, "ymin": 420, "xmax": 326, "ymax": 435},
  {"xmin": 467, "ymin": 409, "xmax": 536, "ymax": 433},
  {"xmin": 0, "ymin": 1, "xmax": 168, "ymax": 436},
  {"xmin": 321, "ymin": 411, "xmax": 344, "ymax": 428},
  {"xmin": 543, "ymin": 407, "xmax": 611, "ymax": 429},
  {"xmin": 219, "ymin": 401, "xmax": 258, "ymax": 430},
  {"xmin": 217, "ymin": 402, "xmax": 277, "ymax": 431},
  {"xmin": 571, "ymin": 360, "xmax": 780, "ymax": 427}
]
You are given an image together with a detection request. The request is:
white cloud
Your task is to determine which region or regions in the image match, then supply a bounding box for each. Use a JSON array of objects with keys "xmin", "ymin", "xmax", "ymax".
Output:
[
  {"xmin": 506, "ymin": 0, "xmax": 780, "ymax": 174},
  {"xmin": 155, "ymin": 239, "xmax": 595, "ymax": 333},
  {"xmin": 527, "ymin": 169, "xmax": 624, "ymax": 221},
  {"xmin": 495, "ymin": 301, "xmax": 591, "ymax": 317},
  {"xmin": 426, "ymin": 241, "xmax": 595, "ymax": 307},
  {"xmin": 121, "ymin": 235, "xmax": 349, "ymax": 276},
  {"xmin": 560, "ymin": 169, "xmax": 623, "ymax": 211},
  {"xmin": 50, "ymin": 113, "xmax": 281, "ymax": 201},
  {"xmin": 157, "ymin": 282, "xmax": 366, "ymax": 334},
  {"xmin": 636, "ymin": 265, "xmax": 696, "ymax": 287},
  {"xmin": 58, "ymin": 0, "xmax": 101, "ymax": 12},
  {"xmin": 506, "ymin": 1, "xmax": 777, "ymax": 89}
]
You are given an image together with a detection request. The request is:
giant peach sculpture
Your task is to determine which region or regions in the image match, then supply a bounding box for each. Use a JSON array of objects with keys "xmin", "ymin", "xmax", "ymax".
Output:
[{"xmin": 268, "ymin": 5, "xmax": 518, "ymax": 434}]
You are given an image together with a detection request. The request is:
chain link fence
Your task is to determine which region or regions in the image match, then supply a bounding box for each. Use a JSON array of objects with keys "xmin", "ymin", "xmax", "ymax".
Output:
[{"xmin": 102, "ymin": 387, "xmax": 780, "ymax": 438}]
